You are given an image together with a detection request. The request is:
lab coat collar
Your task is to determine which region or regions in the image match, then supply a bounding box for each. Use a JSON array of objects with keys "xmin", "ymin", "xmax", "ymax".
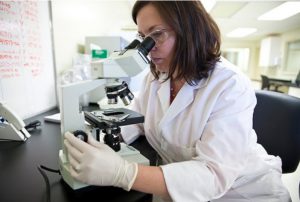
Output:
[
  {"xmin": 157, "ymin": 72, "xmax": 211, "ymax": 126},
  {"xmin": 157, "ymin": 80, "xmax": 170, "ymax": 113}
]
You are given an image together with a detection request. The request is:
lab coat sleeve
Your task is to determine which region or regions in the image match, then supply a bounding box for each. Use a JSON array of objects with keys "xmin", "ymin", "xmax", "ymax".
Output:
[
  {"xmin": 161, "ymin": 74, "xmax": 257, "ymax": 201},
  {"xmin": 121, "ymin": 98, "xmax": 145, "ymax": 144}
]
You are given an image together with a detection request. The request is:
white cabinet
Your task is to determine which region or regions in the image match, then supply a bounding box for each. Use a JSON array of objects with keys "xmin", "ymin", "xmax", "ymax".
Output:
[{"xmin": 259, "ymin": 36, "xmax": 281, "ymax": 68}]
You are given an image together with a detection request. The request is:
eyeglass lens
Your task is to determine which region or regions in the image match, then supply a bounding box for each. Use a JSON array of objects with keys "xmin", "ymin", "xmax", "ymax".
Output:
[{"xmin": 137, "ymin": 30, "xmax": 168, "ymax": 46}]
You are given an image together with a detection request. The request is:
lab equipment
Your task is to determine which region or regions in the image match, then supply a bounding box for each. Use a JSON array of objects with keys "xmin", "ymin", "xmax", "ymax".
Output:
[
  {"xmin": 0, "ymin": 102, "xmax": 31, "ymax": 141},
  {"xmin": 85, "ymin": 108, "xmax": 144, "ymax": 152},
  {"xmin": 73, "ymin": 130, "xmax": 88, "ymax": 142},
  {"xmin": 59, "ymin": 37, "xmax": 155, "ymax": 190},
  {"xmin": 86, "ymin": 36, "xmax": 134, "ymax": 103},
  {"xmin": 105, "ymin": 81, "xmax": 134, "ymax": 105}
]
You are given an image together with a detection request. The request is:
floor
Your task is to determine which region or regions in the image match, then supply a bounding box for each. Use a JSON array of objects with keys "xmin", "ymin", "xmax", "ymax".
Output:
[
  {"xmin": 282, "ymin": 164, "xmax": 300, "ymax": 202},
  {"xmin": 251, "ymin": 80, "xmax": 300, "ymax": 98}
]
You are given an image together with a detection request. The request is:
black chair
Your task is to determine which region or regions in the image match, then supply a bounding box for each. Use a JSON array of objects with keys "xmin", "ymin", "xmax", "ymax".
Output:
[
  {"xmin": 253, "ymin": 90, "xmax": 300, "ymax": 199},
  {"xmin": 295, "ymin": 70, "xmax": 300, "ymax": 86},
  {"xmin": 261, "ymin": 75, "xmax": 283, "ymax": 93}
]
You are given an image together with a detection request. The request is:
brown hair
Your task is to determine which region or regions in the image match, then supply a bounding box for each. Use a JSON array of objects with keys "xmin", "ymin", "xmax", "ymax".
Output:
[{"xmin": 132, "ymin": 1, "xmax": 221, "ymax": 85}]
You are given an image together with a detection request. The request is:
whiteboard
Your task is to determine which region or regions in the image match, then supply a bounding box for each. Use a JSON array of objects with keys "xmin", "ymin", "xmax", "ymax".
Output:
[{"xmin": 0, "ymin": 1, "xmax": 56, "ymax": 118}]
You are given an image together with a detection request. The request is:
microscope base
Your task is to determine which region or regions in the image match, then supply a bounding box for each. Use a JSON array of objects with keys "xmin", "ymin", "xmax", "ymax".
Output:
[{"xmin": 59, "ymin": 143, "xmax": 149, "ymax": 190}]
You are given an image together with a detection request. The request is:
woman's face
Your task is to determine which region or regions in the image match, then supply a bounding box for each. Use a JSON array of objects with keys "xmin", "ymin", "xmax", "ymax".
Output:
[{"xmin": 136, "ymin": 4, "xmax": 176, "ymax": 73}]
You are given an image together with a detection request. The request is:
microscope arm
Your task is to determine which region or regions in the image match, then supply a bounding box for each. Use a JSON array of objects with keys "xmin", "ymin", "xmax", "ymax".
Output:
[{"xmin": 59, "ymin": 79, "xmax": 106, "ymax": 151}]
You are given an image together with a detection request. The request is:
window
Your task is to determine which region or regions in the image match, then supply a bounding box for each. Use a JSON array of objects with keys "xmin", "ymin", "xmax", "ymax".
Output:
[
  {"xmin": 286, "ymin": 40, "xmax": 300, "ymax": 72},
  {"xmin": 222, "ymin": 48, "xmax": 250, "ymax": 71}
]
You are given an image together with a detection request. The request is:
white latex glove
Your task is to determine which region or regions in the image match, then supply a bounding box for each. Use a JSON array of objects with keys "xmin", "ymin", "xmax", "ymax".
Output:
[{"xmin": 64, "ymin": 131, "xmax": 138, "ymax": 191}]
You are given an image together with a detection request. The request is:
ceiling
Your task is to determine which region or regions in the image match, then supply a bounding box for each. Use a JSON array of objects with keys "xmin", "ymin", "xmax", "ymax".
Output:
[
  {"xmin": 208, "ymin": 0, "xmax": 300, "ymax": 41},
  {"xmin": 124, "ymin": 0, "xmax": 300, "ymax": 42}
]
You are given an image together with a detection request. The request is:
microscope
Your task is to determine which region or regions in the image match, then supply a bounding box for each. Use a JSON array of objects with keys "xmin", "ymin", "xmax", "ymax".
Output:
[
  {"xmin": 58, "ymin": 37, "xmax": 155, "ymax": 190},
  {"xmin": 0, "ymin": 102, "xmax": 31, "ymax": 141}
]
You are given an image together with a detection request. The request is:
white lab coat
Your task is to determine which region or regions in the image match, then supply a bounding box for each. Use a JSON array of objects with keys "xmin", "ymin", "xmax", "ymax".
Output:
[{"xmin": 122, "ymin": 58, "xmax": 290, "ymax": 202}]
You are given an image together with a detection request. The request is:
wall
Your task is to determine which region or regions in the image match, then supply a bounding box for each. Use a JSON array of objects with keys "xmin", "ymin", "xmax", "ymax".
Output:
[
  {"xmin": 221, "ymin": 39, "xmax": 261, "ymax": 79},
  {"xmin": 259, "ymin": 28, "xmax": 300, "ymax": 77},
  {"xmin": 51, "ymin": 0, "xmax": 135, "ymax": 75},
  {"xmin": 281, "ymin": 27, "xmax": 300, "ymax": 74},
  {"xmin": 256, "ymin": 28, "xmax": 300, "ymax": 80},
  {"xmin": 221, "ymin": 27, "xmax": 300, "ymax": 81}
]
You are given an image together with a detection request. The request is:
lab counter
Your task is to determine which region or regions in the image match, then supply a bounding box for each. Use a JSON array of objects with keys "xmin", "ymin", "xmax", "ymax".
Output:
[{"xmin": 0, "ymin": 108, "xmax": 156, "ymax": 202}]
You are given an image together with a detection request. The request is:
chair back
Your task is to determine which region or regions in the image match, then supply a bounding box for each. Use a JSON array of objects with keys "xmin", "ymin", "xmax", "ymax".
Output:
[
  {"xmin": 253, "ymin": 90, "xmax": 300, "ymax": 173},
  {"xmin": 295, "ymin": 70, "xmax": 300, "ymax": 86},
  {"xmin": 260, "ymin": 75, "xmax": 270, "ymax": 90}
]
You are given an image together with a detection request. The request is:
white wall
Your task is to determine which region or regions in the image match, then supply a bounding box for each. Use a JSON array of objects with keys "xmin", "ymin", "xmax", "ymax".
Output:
[
  {"xmin": 257, "ymin": 29, "xmax": 300, "ymax": 80},
  {"xmin": 222, "ymin": 27, "xmax": 300, "ymax": 81},
  {"xmin": 221, "ymin": 39, "xmax": 261, "ymax": 79},
  {"xmin": 51, "ymin": 0, "xmax": 135, "ymax": 75},
  {"xmin": 281, "ymin": 28, "xmax": 300, "ymax": 74}
]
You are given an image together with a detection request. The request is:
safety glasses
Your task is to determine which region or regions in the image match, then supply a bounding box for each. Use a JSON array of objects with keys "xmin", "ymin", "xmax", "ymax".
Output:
[{"xmin": 136, "ymin": 28, "xmax": 172, "ymax": 47}]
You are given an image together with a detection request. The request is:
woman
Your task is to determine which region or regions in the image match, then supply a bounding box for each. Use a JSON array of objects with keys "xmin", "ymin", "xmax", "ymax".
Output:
[{"xmin": 64, "ymin": 1, "xmax": 291, "ymax": 201}]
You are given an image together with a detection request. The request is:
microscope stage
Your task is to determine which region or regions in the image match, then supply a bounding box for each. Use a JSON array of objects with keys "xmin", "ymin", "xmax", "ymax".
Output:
[{"xmin": 84, "ymin": 108, "xmax": 144, "ymax": 129}]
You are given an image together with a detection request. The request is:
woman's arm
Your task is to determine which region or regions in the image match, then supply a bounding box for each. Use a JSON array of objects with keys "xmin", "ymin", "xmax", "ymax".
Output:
[{"xmin": 132, "ymin": 165, "xmax": 171, "ymax": 200}]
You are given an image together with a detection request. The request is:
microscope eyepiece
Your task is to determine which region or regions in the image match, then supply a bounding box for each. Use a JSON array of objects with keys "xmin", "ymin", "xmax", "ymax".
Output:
[
  {"xmin": 124, "ymin": 39, "xmax": 140, "ymax": 49},
  {"xmin": 138, "ymin": 36, "xmax": 155, "ymax": 56}
]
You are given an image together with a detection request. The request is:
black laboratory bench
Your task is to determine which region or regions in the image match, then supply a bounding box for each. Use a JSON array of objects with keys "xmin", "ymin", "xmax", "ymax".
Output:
[{"xmin": 0, "ymin": 108, "xmax": 157, "ymax": 202}]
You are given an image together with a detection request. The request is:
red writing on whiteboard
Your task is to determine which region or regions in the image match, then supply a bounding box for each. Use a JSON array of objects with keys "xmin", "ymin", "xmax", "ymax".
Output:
[
  {"xmin": 0, "ymin": 1, "xmax": 44, "ymax": 79},
  {"xmin": 0, "ymin": 38, "xmax": 20, "ymax": 46}
]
